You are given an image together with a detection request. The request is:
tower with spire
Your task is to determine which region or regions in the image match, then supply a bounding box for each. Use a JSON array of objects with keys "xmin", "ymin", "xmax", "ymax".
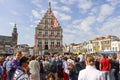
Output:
[
  {"xmin": 0, "ymin": 23, "xmax": 18, "ymax": 55},
  {"xmin": 35, "ymin": 2, "xmax": 63, "ymax": 54},
  {"xmin": 12, "ymin": 23, "xmax": 18, "ymax": 46}
]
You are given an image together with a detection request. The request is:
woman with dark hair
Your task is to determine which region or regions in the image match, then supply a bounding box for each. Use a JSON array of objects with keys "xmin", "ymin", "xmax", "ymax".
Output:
[{"xmin": 13, "ymin": 56, "xmax": 29, "ymax": 80}]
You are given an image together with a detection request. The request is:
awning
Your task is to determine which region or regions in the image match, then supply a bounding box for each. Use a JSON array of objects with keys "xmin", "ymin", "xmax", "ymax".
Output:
[{"xmin": 97, "ymin": 51, "xmax": 116, "ymax": 54}]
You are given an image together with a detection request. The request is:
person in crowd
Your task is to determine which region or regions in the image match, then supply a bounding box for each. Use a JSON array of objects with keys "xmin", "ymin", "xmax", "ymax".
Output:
[
  {"xmin": 13, "ymin": 56, "xmax": 29, "ymax": 80},
  {"xmin": 108, "ymin": 54, "xmax": 119, "ymax": 80},
  {"xmin": 2, "ymin": 56, "xmax": 10, "ymax": 80},
  {"xmin": 95, "ymin": 57, "xmax": 100, "ymax": 70},
  {"xmin": 45, "ymin": 72, "xmax": 55, "ymax": 80},
  {"xmin": 57, "ymin": 56, "xmax": 64, "ymax": 80},
  {"xmin": 37, "ymin": 55, "xmax": 45, "ymax": 80},
  {"xmin": 8, "ymin": 51, "xmax": 22, "ymax": 80},
  {"xmin": 0, "ymin": 57, "xmax": 3, "ymax": 80},
  {"xmin": 68, "ymin": 63, "xmax": 77, "ymax": 80},
  {"xmin": 74, "ymin": 58, "xmax": 83, "ymax": 77},
  {"xmin": 6, "ymin": 56, "xmax": 13, "ymax": 80},
  {"xmin": 50, "ymin": 56, "xmax": 58, "ymax": 80},
  {"xmin": 116, "ymin": 52, "xmax": 120, "ymax": 80},
  {"xmin": 78, "ymin": 54, "xmax": 86, "ymax": 69},
  {"xmin": 100, "ymin": 54, "xmax": 111, "ymax": 80},
  {"xmin": 43, "ymin": 56, "xmax": 50, "ymax": 78},
  {"xmin": 63, "ymin": 57, "xmax": 69, "ymax": 74},
  {"xmin": 78, "ymin": 54, "xmax": 105, "ymax": 80},
  {"xmin": 29, "ymin": 56, "xmax": 40, "ymax": 80}
]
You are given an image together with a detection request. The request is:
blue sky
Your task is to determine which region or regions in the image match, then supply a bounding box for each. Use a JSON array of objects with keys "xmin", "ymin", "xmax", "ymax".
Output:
[{"xmin": 0, "ymin": 0, "xmax": 120, "ymax": 46}]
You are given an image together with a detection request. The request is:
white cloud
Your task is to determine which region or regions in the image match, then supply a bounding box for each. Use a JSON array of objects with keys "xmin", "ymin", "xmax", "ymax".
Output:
[
  {"xmin": 34, "ymin": 20, "xmax": 40, "ymax": 24},
  {"xmin": 61, "ymin": 6, "xmax": 72, "ymax": 13},
  {"xmin": 97, "ymin": 4, "xmax": 115, "ymax": 22},
  {"xmin": 52, "ymin": 4, "xmax": 72, "ymax": 13},
  {"xmin": 60, "ymin": 0, "xmax": 77, "ymax": 5},
  {"xmin": 62, "ymin": 15, "xmax": 97, "ymax": 44},
  {"xmin": 63, "ymin": 33, "xmax": 78, "ymax": 44},
  {"xmin": 50, "ymin": 0, "xmax": 58, "ymax": 6},
  {"xmin": 30, "ymin": 25, "xmax": 35, "ymax": 28},
  {"xmin": 107, "ymin": 0, "xmax": 120, "ymax": 6},
  {"xmin": 63, "ymin": 27, "xmax": 96, "ymax": 44},
  {"xmin": 72, "ymin": 19, "xmax": 82, "ymax": 25},
  {"xmin": 53, "ymin": 11, "xmax": 71, "ymax": 21},
  {"xmin": 64, "ymin": 28, "xmax": 78, "ymax": 34},
  {"xmin": 32, "ymin": 10, "xmax": 40, "ymax": 19},
  {"xmin": 78, "ymin": 0, "xmax": 93, "ymax": 13},
  {"xmin": 9, "ymin": 22, "xmax": 15, "ymax": 26},
  {"xmin": 59, "ymin": 13, "xmax": 71, "ymax": 21},
  {"xmin": 98, "ymin": 16, "xmax": 120, "ymax": 36},
  {"xmin": 91, "ymin": 7, "xmax": 99, "ymax": 15},
  {"xmin": 100, "ymin": 4, "xmax": 114, "ymax": 16},
  {"xmin": 74, "ymin": 16, "xmax": 96, "ymax": 32},
  {"xmin": 31, "ymin": 0, "xmax": 42, "ymax": 8}
]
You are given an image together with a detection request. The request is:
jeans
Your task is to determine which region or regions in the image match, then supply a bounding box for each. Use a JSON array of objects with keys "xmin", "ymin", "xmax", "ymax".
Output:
[
  {"xmin": 110, "ymin": 69, "xmax": 115, "ymax": 80},
  {"xmin": 102, "ymin": 71, "xmax": 110, "ymax": 80},
  {"xmin": 7, "ymin": 70, "xmax": 15, "ymax": 80},
  {"xmin": 7, "ymin": 70, "xmax": 12, "ymax": 80}
]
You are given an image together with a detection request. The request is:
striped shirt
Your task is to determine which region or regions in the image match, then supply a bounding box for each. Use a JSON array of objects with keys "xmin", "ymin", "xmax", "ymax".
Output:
[{"xmin": 13, "ymin": 69, "xmax": 29, "ymax": 80}]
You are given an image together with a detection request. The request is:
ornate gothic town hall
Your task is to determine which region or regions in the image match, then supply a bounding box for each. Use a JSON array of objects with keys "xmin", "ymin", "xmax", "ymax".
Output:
[{"xmin": 35, "ymin": 2, "xmax": 63, "ymax": 54}]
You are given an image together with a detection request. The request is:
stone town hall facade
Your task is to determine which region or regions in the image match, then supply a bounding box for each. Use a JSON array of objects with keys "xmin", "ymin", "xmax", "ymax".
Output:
[{"xmin": 35, "ymin": 2, "xmax": 63, "ymax": 54}]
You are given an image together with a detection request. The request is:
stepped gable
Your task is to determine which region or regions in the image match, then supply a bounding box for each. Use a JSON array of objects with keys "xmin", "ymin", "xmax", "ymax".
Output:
[{"xmin": 37, "ymin": 2, "xmax": 60, "ymax": 29}]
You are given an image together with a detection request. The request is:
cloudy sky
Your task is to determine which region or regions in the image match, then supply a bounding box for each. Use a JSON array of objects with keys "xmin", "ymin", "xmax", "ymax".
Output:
[{"xmin": 0, "ymin": 0, "xmax": 120, "ymax": 46}]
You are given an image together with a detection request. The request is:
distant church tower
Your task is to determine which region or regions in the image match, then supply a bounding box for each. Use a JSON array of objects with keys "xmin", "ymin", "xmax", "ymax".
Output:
[
  {"xmin": 35, "ymin": 2, "xmax": 63, "ymax": 54},
  {"xmin": 12, "ymin": 23, "xmax": 18, "ymax": 46}
]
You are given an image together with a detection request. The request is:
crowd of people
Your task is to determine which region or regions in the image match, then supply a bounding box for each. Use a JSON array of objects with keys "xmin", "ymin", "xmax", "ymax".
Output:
[{"xmin": 0, "ymin": 51, "xmax": 120, "ymax": 80}]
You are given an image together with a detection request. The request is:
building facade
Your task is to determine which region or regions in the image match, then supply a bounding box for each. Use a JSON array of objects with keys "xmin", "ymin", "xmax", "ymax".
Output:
[
  {"xmin": 64, "ymin": 35, "xmax": 120, "ymax": 54},
  {"xmin": 0, "ymin": 24, "xmax": 18, "ymax": 55},
  {"xmin": 111, "ymin": 40, "xmax": 120, "ymax": 52},
  {"xmin": 92, "ymin": 35, "xmax": 119, "ymax": 52},
  {"xmin": 86, "ymin": 41, "xmax": 94, "ymax": 53},
  {"xmin": 35, "ymin": 2, "xmax": 63, "ymax": 54}
]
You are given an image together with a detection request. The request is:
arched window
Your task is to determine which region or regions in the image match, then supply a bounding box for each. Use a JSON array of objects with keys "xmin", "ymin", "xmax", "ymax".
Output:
[{"xmin": 57, "ymin": 41, "xmax": 60, "ymax": 47}]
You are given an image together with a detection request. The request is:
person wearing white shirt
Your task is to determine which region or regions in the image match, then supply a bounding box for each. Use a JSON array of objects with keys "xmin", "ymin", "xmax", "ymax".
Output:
[{"xmin": 78, "ymin": 54, "xmax": 105, "ymax": 80}]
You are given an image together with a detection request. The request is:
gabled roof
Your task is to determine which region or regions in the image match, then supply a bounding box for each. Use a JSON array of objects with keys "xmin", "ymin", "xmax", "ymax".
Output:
[{"xmin": 37, "ymin": 2, "xmax": 60, "ymax": 28}]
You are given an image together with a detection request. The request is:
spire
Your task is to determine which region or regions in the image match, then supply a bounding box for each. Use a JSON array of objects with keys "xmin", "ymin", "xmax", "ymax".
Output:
[
  {"xmin": 14, "ymin": 23, "xmax": 16, "ymax": 28},
  {"xmin": 13, "ymin": 23, "xmax": 17, "ymax": 33},
  {"xmin": 48, "ymin": 2, "xmax": 51, "ymax": 13},
  {"xmin": 12, "ymin": 23, "xmax": 18, "ymax": 45}
]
